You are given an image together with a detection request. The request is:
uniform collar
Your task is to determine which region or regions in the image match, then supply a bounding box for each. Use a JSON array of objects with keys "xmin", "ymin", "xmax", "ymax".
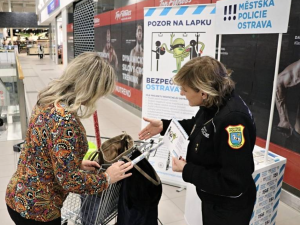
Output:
[{"xmin": 195, "ymin": 89, "xmax": 235, "ymax": 124}]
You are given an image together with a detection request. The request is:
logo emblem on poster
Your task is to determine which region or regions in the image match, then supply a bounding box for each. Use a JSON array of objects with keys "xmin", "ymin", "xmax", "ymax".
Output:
[
  {"xmin": 47, "ymin": 0, "xmax": 60, "ymax": 15},
  {"xmin": 50, "ymin": 3, "xmax": 55, "ymax": 10},
  {"xmin": 94, "ymin": 18, "xmax": 100, "ymax": 25},
  {"xmin": 223, "ymin": 4, "xmax": 237, "ymax": 21},
  {"xmin": 115, "ymin": 10, "xmax": 132, "ymax": 20}
]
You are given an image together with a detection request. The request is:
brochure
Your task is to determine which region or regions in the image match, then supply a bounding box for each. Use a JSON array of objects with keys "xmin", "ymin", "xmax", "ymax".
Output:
[{"xmin": 163, "ymin": 119, "xmax": 189, "ymax": 160}]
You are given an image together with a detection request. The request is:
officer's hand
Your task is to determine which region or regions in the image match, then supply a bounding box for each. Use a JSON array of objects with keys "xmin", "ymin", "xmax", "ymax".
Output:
[
  {"xmin": 172, "ymin": 157, "xmax": 187, "ymax": 172},
  {"xmin": 138, "ymin": 117, "xmax": 163, "ymax": 140}
]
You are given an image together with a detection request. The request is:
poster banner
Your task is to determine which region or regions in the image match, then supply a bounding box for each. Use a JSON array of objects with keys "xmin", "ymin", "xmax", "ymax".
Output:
[
  {"xmin": 47, "ymin": 0, "xmax": 60, "ymax": 15},
  {"xmin": 121, "ymin": 20, "xmax": 143, "ymax": 90},
  {"xmin": 67, "ymin": 23, "xmax": 74, "ymax": 63},
  {"xmin": 216, "ymin": 0, "xmax": 292, "ymax": 34},
  {"xmin": 93, "ymin": 0, "xmax": 213, "ymax": 108},
  {"xmin": 269, "ymin": 0, "xmax": 300, "ymax": 190},
  {"xmin": 218, "ymin": 0, "xmax": 300, "ymax": 191},
  {"xmin": 143, "ymin": 4, "xmax": 216, "ymax": 186},
  {"xmin": 94, "ymin": 1, "xmax": 152, "ymax": 108}
]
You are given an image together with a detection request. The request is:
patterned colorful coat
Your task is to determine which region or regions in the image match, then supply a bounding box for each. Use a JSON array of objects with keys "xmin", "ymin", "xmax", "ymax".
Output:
[{"xmin": 6, "ymin": 103, "xmax": 108, "ymax": 222}]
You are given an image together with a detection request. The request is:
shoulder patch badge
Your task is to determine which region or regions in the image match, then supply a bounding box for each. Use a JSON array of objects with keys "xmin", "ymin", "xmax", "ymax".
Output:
[{"xmin": 225, "ymin": 125, "xmax": 245, "ymax": 149}]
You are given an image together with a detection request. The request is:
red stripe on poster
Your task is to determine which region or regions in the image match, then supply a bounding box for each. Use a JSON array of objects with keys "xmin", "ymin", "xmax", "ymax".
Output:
[
  {"xmin": 67, "ymin": 23, "xmax": 73, "ymax": 32},
  {"xmin": 113, "ymin": 82, "xmax": 142, "ymax": 107},
  {"xmin": 94, "ymin": 0, "xmax": 153, "ymax": 26},
  {"xmin": 256, "ymin": 137, "xmax": 300, "ymax": 190},
  {"xmin": 112, "ymin": 4, "xmax": 137, "ymax": 24},
  {"xmin": 211, "ymin": 0, "xmax": 222, "ymax": 3},
  {"xmin": 94, "ymin": 0, "xmax": 214, "ymax": 27},
  {"xmin": 94, "ymin": 12, "xmax": 111, "ymax": 27},
  {"xmin": 137, "ymin": 0, "xmax": 155, "ymax": 20}
]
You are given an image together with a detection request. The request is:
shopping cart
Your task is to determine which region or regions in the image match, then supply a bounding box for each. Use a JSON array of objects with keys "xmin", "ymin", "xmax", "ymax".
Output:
[
  {"xmin": 13, "ymin": 141, "xmax": 24, "ymax": 169},
  {"xmin": 11, "ymin": 136, "xmax": 163, "ymax": 225},
  {"xmin": 61, "ymin": 135, "xmax": 163, "ymax": 225}
]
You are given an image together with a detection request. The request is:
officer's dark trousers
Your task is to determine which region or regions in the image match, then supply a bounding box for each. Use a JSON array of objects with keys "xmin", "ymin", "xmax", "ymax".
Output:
[{"xmin": 202, "ymin": 200, "xmax": 255, "ymax": 225}]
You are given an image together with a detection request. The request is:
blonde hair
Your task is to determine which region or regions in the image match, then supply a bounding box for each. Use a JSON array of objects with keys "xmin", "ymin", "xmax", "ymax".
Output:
[
  {"xmin": 37, "ymin": 52, "xmax": 116, "ymax": 118},
  {"xmin": 173, "ymin": 56, "xmax": 235, "ymax": 108}
]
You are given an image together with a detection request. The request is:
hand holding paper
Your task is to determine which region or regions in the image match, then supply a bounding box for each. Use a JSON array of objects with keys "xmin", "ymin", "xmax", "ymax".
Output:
[
  {"xmin": 172, "ymin": 157, "xmax": 187, "ymax": 172},
  {"xmin": 163, "ymin": 119, "xmax": 189, "ymax": 160}
]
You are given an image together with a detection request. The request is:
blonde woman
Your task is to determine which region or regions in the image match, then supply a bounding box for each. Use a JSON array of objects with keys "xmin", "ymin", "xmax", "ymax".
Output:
[
  {"xmin": 6, "ymin": 52, "xmax": 133, "ymax": 225},
  {"xmin": 139, "ymin": 56, "xmax": 256, "ymax": 225}
]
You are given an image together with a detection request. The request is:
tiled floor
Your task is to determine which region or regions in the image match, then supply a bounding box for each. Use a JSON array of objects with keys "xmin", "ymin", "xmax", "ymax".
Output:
[{"xmin": 0, "ymin": 53, "xmax": 299, "ymax": 224}]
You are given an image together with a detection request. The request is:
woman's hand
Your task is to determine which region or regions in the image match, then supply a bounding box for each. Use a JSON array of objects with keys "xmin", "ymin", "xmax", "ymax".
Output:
[
  {"xmin": 106, "ymin": 161, "xmax": 133, "ymax": 184},
  {"xmin": 138, "ymin": 117, "xmax": 163, "ymax": 140},
  {"xmin": 172, "ymin": 157, "xmax": 187, "ymax": 172},
  {"xmin": 81, "ymin": 160, "xmax": 100, "ymax": 171}
]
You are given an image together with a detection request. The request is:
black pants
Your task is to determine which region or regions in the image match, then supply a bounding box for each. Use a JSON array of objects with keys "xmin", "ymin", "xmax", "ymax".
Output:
[
  {"xmin": 202, "ymin": 201, "xmax": 255, "ymax": 225},
  {"xmin": 39, "ymin": 54, "xmax": 43, "ymax": 59},
  {"xmin": 7, "ymin": 205, "xmax": 61, "ymax": 225}
]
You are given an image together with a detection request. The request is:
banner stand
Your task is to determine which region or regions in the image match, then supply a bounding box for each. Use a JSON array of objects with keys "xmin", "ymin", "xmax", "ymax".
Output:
[
  {"xmin": 143, "ymin": 4, "xmax": 217, "ymax": 188},
  {"xmin": 217, "ymin": 34, "xmax": 222, "ymax": 61},
  {"xmin": 265, "ymin": 33, "xmax": 283, "ymax": 163},
  {"xmin": 215, "ymin": 0, "xmax": 291, "ymax": 164},
  {"xmin": 217, "ymin": 32, "xmax": 283, "ymax": 164},
  {"xmin": 184, "ymin": 1, "xmax": 291, "ymax": 225}
]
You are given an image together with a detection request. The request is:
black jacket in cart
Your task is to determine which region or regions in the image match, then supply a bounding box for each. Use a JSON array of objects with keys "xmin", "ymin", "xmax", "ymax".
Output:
[
  {"xmin": 162, "ymin": 91, "xmax": 257, "ymax": 208},
  {"xmin": 117, "ymin": 150, "xmax": 162, "ymax": 225}
]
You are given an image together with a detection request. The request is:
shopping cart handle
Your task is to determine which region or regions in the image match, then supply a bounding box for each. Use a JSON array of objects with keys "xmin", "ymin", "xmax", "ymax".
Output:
[
  {"xmin": 13, "ymin": 142, "xmax": 24, "ymax": 153},
  {"xmin": 131, "ymin": 141, "xmax": 164, "ymax": 165},
  {"xmin": 100, "ymin": 164, "xmax": 111, "ymax": 170}
]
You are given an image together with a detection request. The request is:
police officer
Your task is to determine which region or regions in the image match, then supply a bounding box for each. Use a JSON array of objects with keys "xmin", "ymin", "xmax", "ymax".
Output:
[{"xmin": 139, "ymin": 56, "xmax": 256, "ymax": 225}]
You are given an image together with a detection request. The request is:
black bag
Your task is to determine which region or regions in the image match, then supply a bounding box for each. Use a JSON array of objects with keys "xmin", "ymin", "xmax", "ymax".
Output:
[{"xmin": 117, "ymin": 149, "xmax": 162, "ymax": 225}]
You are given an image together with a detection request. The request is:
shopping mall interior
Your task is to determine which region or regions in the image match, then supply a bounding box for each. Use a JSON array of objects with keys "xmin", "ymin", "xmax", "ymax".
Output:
[{"xmin": 0, "ymin": 0, "xmax": 300, "ymax": 225}]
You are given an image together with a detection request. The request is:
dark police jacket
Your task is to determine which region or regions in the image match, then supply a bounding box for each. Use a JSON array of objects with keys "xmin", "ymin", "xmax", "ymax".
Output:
[{"xmin": 162, "ymin": 91, "xmax": 257, "ymax": 208}]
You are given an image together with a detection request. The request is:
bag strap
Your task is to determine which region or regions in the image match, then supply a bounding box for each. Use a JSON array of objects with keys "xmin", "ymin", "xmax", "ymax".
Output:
[
  {"xmin": 88, "ymin": 150, "xmax": 98, "ymax": 161},
  {"xmin": 88, "ymin": 150, "xmax": 105, "ymax": 165},
  {"xmin": 122, "ymin": 155, "xmax": 161, "ymax": 186}
]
